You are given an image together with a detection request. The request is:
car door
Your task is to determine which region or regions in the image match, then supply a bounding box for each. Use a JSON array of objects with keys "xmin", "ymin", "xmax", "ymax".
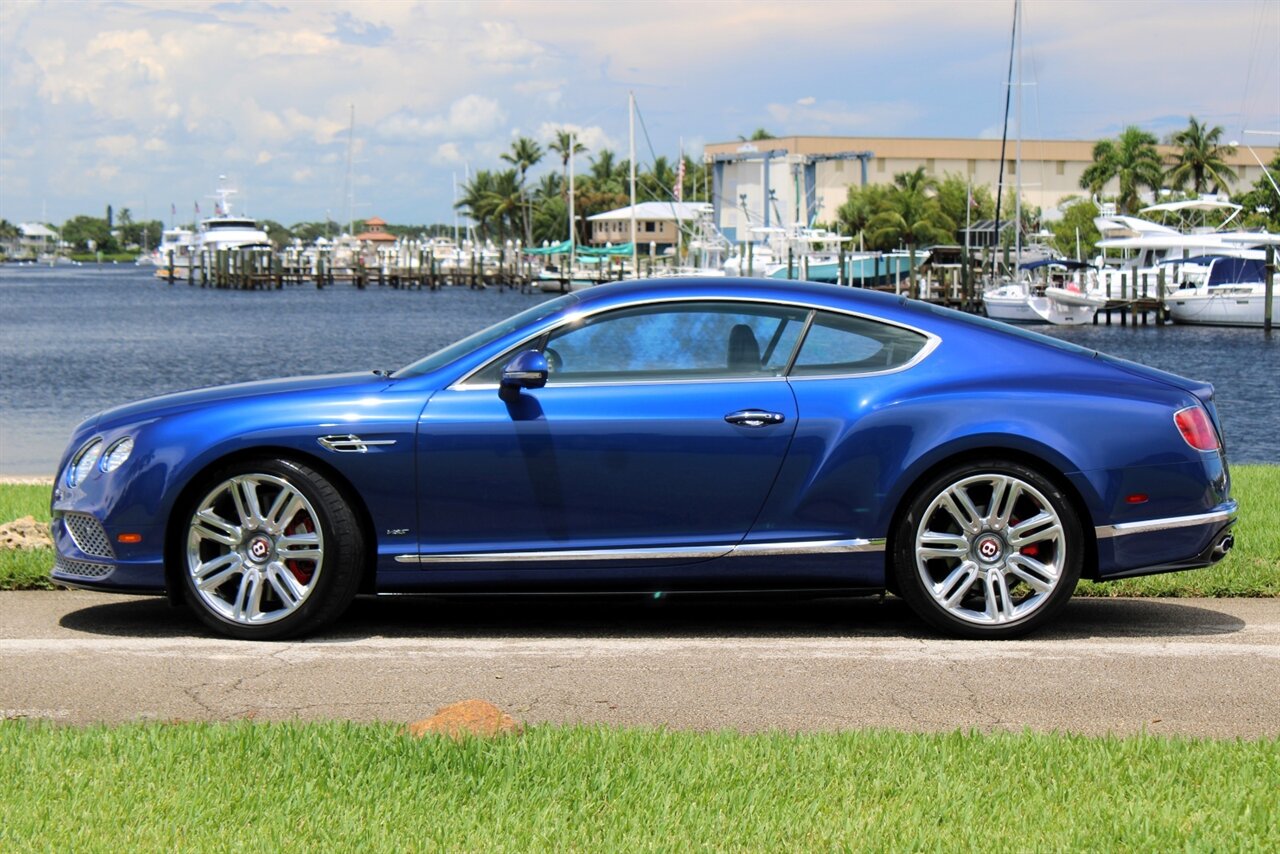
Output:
[{"xmin": 412, "ymin": 299, "xmax": 809, "ymax": 565}]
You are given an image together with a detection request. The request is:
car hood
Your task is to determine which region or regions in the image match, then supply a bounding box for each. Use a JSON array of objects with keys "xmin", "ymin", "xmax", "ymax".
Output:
[{"xmin": 95, "ymin": 371, "xmax": 392, "ymax": 429}]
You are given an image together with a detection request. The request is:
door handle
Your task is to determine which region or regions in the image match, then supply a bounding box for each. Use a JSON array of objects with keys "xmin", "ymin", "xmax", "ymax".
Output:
[{"xmin": 725, "ymin": 409, "xmax": 786, "ymax": 427}]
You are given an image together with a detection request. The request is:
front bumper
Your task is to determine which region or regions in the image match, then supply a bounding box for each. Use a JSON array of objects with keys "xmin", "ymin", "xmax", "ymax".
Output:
[{"xmin": 50, "ymin": 511, "xmax": 167, "ymax": 595}]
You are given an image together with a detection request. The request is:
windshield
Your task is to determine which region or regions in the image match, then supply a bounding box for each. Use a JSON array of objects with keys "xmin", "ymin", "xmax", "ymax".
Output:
[{"xmin": 393, "ymin": 293, "xmax": 577, "ymax": 379}]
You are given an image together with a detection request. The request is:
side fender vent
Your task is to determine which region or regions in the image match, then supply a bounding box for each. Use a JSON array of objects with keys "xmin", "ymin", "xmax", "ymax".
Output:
[{"xmin": 317, "ymin": 434, "xmax": 397, "ymax": 454}]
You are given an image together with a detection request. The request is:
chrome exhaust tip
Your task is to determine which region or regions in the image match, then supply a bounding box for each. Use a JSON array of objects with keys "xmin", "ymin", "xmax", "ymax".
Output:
[{"xmin": 1212, "ymin": 534, "xmax": 1234, "ymax": 560}]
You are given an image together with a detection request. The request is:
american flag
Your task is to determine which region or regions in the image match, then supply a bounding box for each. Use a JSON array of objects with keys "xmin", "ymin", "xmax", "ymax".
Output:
[{"xmin": 675, "ymin": 158, "xmax": 685, "ymax": 202}]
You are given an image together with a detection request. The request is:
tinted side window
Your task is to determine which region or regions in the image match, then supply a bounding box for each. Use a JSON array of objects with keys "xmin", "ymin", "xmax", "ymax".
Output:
[
  {"xmin": 790, "ymin": 311, "xmax": 927, "ymax": 376},
  {"xmin": 538, "ymin": 302, "xmax": 808, "ymax": 383}
]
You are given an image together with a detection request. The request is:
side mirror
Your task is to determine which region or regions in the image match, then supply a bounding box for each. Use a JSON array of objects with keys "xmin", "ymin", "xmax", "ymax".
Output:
[{"xmin": 500, "ymin": 349, "xmax": 549, "ymax": 390}]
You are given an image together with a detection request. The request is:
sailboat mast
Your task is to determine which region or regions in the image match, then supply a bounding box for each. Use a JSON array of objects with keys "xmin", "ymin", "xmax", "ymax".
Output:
[
  {"xmin": 629, "ymin": 91, "xmax": 638, "ymax": 278},
  {"xmin": 1014, "ymin": 0, "xmax": 1023, "ymax": 269},
  {"xmin": 343, "ymin": 104, "xmax": 355, "ymax": 235},
  {"xmin": 569, "ymin": 132, "xmax": 576, "ymax": 255}
]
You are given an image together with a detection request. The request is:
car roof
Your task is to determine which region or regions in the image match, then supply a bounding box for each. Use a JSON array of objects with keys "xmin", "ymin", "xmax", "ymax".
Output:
[
  {"xmin": 571, "ymin": 277, "xmax": 1102, "ymax": 364},
  {"xmin": 572, "ymin": 276, "xmax": 911, "ymax": 314}
]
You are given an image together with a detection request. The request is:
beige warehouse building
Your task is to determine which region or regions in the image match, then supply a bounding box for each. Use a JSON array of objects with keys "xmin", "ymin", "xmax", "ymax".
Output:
[{"xmin": 702, "ymin": 136, "xmax": 1277, "ymax": 244}]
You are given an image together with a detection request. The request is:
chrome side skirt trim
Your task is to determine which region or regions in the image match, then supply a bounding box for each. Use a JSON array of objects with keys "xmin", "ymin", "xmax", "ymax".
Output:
[
  {"xmin": 395, "ymin": 545, "xmax": 731, "ymax": 564},
  {"xmin": 1094, "ymin": 503, "xmax": 1237, "ymax": 540},
  {"xmin": 730, "ymin": 538, "xmax": 886, "ymax": 557},
  {"xmin": 394, "ymin": 537, "xmax": 885, "ymax": 565}
]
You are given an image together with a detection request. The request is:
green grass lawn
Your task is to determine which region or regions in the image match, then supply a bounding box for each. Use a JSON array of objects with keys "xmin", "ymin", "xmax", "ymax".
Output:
[
  {"xmin": 0, "ymin": 722, "xmax": 1276, "ymax": 851},
  {"xmin": 0, "ymin": 483, "xmax": 55, "ymax": 591},
  {"xmin": 3, "ymin": 466, "xmax": 1277, "ymax": 595}
]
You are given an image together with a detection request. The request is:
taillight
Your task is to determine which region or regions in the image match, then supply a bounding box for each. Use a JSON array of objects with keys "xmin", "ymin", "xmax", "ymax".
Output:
[{"xmin": 1174, "ymin": 406, "xmax": 1220, "ymax": 451}]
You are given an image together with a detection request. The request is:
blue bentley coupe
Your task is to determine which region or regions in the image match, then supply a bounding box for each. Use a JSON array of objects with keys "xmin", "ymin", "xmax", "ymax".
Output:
[{"xmin": 51, "ymin": 278, "xmax": 1237, "ymax": 639}]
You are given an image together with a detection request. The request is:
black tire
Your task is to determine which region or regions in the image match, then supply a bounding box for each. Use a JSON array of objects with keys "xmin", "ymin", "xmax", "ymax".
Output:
[
  {"xmin": 892, "ymin": 459, "xmax": 1081, "ymax": 639},
  {"xmin": 176, "ymin": 458, "xmax": 365, "ymax": 640}
]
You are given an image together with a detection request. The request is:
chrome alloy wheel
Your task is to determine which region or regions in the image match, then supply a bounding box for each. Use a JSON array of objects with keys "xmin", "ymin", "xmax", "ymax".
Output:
[
  {"xmin": 913, "ymin": 473, "xmax": 1065, "ymax": 626},
  {"xmin": 186, "ymin": 473, "xmax": 325, "ymax": 626}
]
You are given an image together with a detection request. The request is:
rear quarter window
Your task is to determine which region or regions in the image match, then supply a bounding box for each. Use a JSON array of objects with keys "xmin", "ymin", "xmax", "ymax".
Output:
[{"xmin": 790, "ymin": 311, "xmax": 928, "ymax": 376}]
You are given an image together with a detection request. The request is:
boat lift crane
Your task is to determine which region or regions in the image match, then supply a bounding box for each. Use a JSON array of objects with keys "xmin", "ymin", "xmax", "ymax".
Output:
[{"xmin": 709, "ymin": 147, "xmax": 874, "ymax": 241}]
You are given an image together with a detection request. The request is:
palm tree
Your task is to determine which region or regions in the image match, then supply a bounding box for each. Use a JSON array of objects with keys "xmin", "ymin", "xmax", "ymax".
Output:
[
  {"xmin": 500, "ymin": 136, "xmax": 544, "ymax": 245},
  {"xmin": 455, "ymin": 170, "xmax": 497, "ymax": 240},
  {"xmin": 737, "ymin": 128, "xmax": 776, "ymax": 141},
  {"xmin": 680, "ymin": 154, "xmax": 708, "ymax": 202},
  {"xmin": 1166, "ymin": 116, "xmax": 1237, "ymax": 194},
  {"xmin": 483, "ymin": 169, "xmax": 525, "ymax": 243},
  {"xmin": 866, "ymin": 167, "xmax": 956, "ymax": 293},
  {"xmin": 591, "ymin": 148, "xmax": 627, "ymax": 193},
  {"xmin": 1080, "ymin": 126, "xmax": 1164, "ymax": 214},
  {"xmin": 533, "ymin": 173, "xmax": 563, "ymax": 204},
  {"xmin": 547, "ymin": 129, "xmax": 587, "ymax": 199},
  {"xmin": 642, "ymin": 156, "xmax": 677, "ymax": 202}
]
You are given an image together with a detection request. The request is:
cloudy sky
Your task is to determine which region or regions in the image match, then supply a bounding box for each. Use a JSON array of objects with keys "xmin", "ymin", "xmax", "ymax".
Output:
[{"xmin": 2, "ymin": 0, "xmax": 1277, "ymax": 227}]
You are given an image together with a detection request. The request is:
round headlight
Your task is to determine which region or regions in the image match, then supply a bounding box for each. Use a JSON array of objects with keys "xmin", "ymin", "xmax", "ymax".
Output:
[
  {"xmin": 68, "ymin": 439, "xmax": 103, "ymax": 487},
  {"xmin": 100, "ymin": 437, "xmax": 134, "ymax": 473}
]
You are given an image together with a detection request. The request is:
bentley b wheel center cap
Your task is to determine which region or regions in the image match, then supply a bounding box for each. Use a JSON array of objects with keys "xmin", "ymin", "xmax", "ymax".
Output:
[
  {"xmin": 246, "ymin": 534, "xmax": 273, "ymax": 563},
  {"xmin": 974, "ymin": 533, "xmax": 1004, "ymax": 564}
]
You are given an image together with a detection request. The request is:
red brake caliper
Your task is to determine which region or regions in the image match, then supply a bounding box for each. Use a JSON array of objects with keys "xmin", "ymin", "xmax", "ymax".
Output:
[
  {"xmin": 286, "ymin": 517, "xmax": 315, "ymax": 584},
  {"xmin": 1010, "ymin": 517, "xmax": 1039, "ymax": 557}
]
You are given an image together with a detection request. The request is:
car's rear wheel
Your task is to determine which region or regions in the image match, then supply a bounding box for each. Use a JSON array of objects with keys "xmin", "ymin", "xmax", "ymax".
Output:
[
  {"xmin": 892, "ymin": 460, "xmax": 1081, "ymax": 639},
  {"xmin": 180, "ymin": 459, "xmax": 364, "ymax": 640}
]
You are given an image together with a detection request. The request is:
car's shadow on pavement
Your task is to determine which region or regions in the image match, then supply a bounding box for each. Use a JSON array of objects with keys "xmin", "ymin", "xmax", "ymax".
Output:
[{"xmin": 58, "ymin": 592, "xmax": 1247, "ymax": 640}]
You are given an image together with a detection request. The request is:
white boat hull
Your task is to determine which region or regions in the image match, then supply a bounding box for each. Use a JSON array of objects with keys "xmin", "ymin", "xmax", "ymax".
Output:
[
  {"xmin": 984, "ymin": 286, "xmax": 1100, "ymax": 326},
  {"xmin": 1169, "ymin": 289, "xmax": 1280, "ymax": 327}
]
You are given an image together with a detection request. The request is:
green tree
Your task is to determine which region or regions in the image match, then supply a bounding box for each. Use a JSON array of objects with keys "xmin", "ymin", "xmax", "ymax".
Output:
[
  {"xmin": 259, "ymin": 220, "xmax": 294, "ymax": 247},
  {"xmin": 1166, "ymin": 116, "xmax": 1237, "ymax": 194},
  {"xmin": 866, "ymin": 167, "xmax": 956, "ymax": 291},
  {"xmin": 834, "ymin": 183, "xmax": 891, "ymax": 247},
  {"xmin": 1080, "ymin": 126, "xmax": 1164, "ymax": 214},
  {"xmin": 61, "ymin": 215, "xmax": 115, "ymax": 253},
  {"xmin": 500, "ymin": 136, "xmax": 544, "ymax": 245},
  {"xmin": 1049, "ymin": 198, "xmax": 1101, "ymax": 260},
  {"xmin": 934, "ymin": 173, "xmax": 995, "ymax": 231},
  {"xmin": 680, "ymin": 154, "xmax": 710, "ymax": 202},
  {"xmin": 547, "ymin": 129, "xmax": 587, "ymax": 198},
  {"xmin": 737, "ymin": 128, "xmax": 776, "ymax": 141},
  {"xmin": 641, "ymin": 156, "xmax": 677, "ymax": 202},
  {"xmin": 588, "ymin": 149, "xmax": 627, "ymax": 192},
  {"xmin": 455, "ymin": 170, "xmax": 497, "ymax": 240},
  {"xmin": 482, "ymin": 169, "xmax": 526, "ymax": 243}
]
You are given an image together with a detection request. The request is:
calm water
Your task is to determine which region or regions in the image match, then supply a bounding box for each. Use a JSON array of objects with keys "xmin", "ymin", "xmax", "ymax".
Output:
[{"xmin": 2, "ymin": 264, "xmax": 1276, "ymax": 474}]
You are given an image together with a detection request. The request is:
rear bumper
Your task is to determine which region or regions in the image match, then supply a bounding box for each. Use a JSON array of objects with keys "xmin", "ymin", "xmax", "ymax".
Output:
[{"xmin": 1093, "ymin": 501, "xmax": 1237, "ymax": 581}]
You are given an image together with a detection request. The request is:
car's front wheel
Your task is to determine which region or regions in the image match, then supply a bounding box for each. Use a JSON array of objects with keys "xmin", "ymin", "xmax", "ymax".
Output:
[
  {"xmin": 179, "ymin": 459, "xmax": 364, "ymax": 640},
  {"xmin": 892, "ymin": 460, "xmax": 1082, "ymax": 639}
]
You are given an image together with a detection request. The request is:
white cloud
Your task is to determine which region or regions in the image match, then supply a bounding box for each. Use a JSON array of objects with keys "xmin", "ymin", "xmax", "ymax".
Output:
[
  {"xmin": 432, "ymin": 142, "xmax": 464, "ymax": 165},
  {"xmin": 534, "ymin": 122, "xmax": 615, "ymax": 155},
  {"xmin": 797, "ymin": 96, "xmax": 816, "ymax": 106},
  {"xmin": 95, "ymin": 135, "xmax": 139, "ymax": 158},
  {"xmin": 380, "ymin": 95, "xmax": 506, "ymax": 140}
]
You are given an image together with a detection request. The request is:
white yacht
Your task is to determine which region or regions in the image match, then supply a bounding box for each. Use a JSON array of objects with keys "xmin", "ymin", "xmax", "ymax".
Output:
[
  {"xmin": 982, "ymin": 260, "xmax": 1106, "ymax": 326},
  {"xmin": 194, "ymin": 182, "xmax": 272, "ymax": 256},
  {"xmin": 1168, "ymin": 253, "xmax": 1278, "ymax": 327},
  {"xmin": 144, "ymin": 226, "xmax": 196, "ymax": 274},
  {"xmin": 1088, "ymin": 198, "xmax": 1265, "ymax": 299}
]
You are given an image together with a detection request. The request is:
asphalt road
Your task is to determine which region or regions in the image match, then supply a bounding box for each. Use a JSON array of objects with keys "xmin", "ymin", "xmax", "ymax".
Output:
[{"xmin": 3, "ymin": 590, "xmax": 1278, "ymax": 737}]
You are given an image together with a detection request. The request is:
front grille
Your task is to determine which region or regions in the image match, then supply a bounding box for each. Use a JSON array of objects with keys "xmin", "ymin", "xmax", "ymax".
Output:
[
  {"xmin": 63, "ymin": 513, "xmax": 114, "ymax": 559},
  {"xmin": 53, "ymin": 554, "xmax": 114, "ymax": 579}
]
